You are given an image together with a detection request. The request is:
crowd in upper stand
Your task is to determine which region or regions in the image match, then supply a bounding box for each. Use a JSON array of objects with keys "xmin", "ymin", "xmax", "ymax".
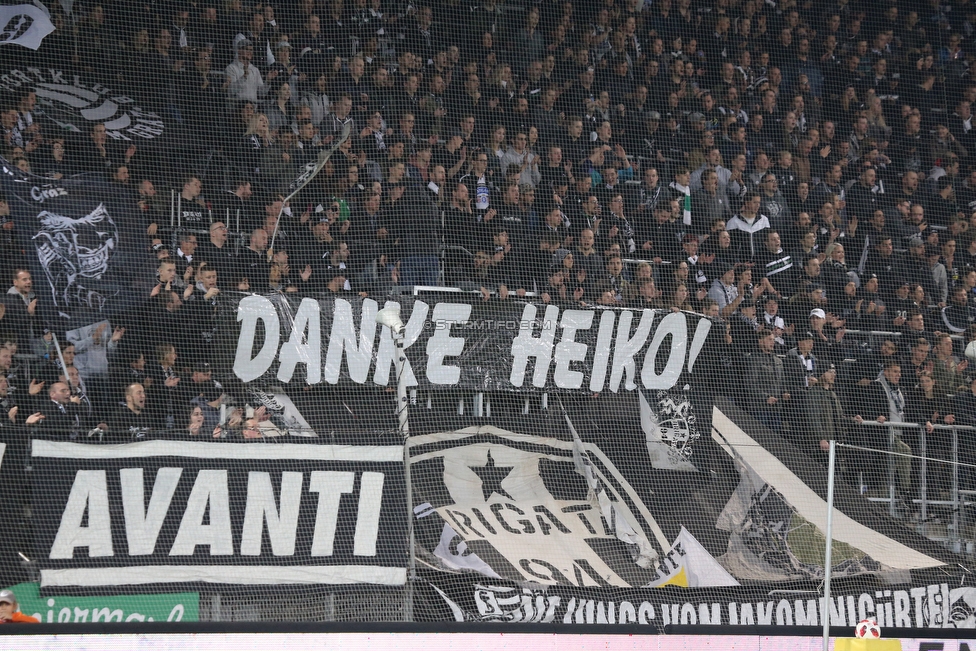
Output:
[{"xmin": 5, "ymin": 0, "xmax": 976, "ymax": 497}]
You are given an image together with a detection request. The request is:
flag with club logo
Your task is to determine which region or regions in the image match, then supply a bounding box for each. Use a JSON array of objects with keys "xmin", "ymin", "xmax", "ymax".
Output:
[{"xmin": 0, "ymin": 164, "xmax": 156, "ymax": 328}]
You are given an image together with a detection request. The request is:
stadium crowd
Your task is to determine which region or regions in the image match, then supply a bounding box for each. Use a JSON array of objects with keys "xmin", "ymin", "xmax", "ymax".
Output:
[{"xmin": 3, "ymin": 0, "xmax": 976, "ymax": 500}]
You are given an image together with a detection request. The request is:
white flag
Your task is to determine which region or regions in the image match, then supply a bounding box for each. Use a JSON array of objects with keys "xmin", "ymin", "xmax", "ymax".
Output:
[{"xmin": 0, "ymin": 4, "xmax": 55, "ymax": 50}]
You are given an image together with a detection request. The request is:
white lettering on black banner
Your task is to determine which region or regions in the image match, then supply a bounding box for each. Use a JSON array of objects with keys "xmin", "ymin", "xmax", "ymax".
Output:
[
  {"xmin": 32, "ymin": 440, "xmax": 407, "ymax": 588},
  {"xmin": 231, "ymin": 297, "xmax": 713, "ymax": 393}
]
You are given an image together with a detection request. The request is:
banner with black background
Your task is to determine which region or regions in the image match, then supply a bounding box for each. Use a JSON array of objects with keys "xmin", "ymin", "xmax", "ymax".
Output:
[
  {"xmin": 30, "ymin": 439, "xmax": 408, "ymax": 593},
  {"xmin": 415, "ymin": 570, "xmax": 976, "ymax": 629},
  {"xmin": 24, "ymin": 293, "xmax": 976, "ymax": 627},
  {"xmin": 0, "ymin": 166, "xmax": 156, "ymax": 329},
  {"xmin": 217, "ymin": 294, "xmax": 720, "ymax": 395}
]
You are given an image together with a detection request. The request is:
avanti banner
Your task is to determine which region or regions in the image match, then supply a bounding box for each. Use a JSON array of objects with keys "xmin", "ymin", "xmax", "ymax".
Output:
[{"xmin": 30, "ymin": 439, "xmax": 408, "ymax": 592}]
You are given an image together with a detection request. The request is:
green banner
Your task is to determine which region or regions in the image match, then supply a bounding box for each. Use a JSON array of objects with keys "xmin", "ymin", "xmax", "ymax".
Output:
[{"xmin": 2, "ymin": 583, "xmax": 199, "ymax": 622}]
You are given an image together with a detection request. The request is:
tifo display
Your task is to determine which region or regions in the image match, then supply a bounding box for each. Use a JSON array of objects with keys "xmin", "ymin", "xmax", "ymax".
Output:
[{"xmin": 2, "ymin": 0, "xmax": 976, "ymax": 630}]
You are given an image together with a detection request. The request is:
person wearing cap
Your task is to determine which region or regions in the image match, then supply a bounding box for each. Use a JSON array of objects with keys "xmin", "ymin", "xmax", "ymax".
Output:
[
  {"xmin": 729, "ymin": 295, "xmax": 760, "ymax": 356},
  {"xmin": 786, "ymin": 328, "xmax": 819, "ymax": 389},
  {"xmin": 266, "ymin": 40, "xmax": 300, "ymax": 91},
  {"xmin": 0, "ymin": 590, "xmax": 38, "ymax": 624},
  {"xmin": 186, "ymin": 361, "xmax": 226, "ymax": 405},
  {"xmin": 807, "ymin": 306, "xmax": 844, "ymax": 361}
]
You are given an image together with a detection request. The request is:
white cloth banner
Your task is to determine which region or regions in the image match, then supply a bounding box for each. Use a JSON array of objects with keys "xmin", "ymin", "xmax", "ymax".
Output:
[{"xmin": 0, "ymin": 4, "xmax": 55, "ymax": 50}]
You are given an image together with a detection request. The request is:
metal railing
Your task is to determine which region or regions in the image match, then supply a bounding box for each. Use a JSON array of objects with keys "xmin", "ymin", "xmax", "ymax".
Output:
[
  {"xmin": 169, "ymin": 189, "xmax": 243, "ymax": 233},
  {"xmin": 852, "ymin": 420, "xmax": 976, "ymax": 551}
]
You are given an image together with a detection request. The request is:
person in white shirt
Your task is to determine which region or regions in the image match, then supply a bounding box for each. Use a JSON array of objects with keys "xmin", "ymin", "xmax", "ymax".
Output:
[{"xmin": 224, "ymin": 39, "xmax": 271, "ymax": 105}]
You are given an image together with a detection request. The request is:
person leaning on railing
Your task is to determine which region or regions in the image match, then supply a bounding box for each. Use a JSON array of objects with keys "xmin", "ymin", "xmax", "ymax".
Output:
[
  {"xmin": 906, "ymin": 370, "xmax": 956, "ymax": 499},
  {"xmin": 851, "ymin": 361, "xmax": 914, "ymax": 497}
]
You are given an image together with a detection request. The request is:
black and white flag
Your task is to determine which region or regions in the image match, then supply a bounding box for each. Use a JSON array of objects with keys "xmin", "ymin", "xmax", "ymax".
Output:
[
  {"xmin": 0, "ymin": 5, "xmax": 54, "ymax": 50},
  {"xmin": 31, "ymin": 439, "xmax": 408, "ymax": 591},
  {"xmin": 0, "ymin": 166, "xmax": 156, "ymax": 328},
  {"xmin": 408, "ymin": 425, "xmax": 666, "ymax": 589}
]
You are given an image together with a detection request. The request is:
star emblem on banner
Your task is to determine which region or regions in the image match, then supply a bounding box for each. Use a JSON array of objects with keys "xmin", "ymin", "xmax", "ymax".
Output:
[{"xmin": 469, "ymin": 450, "xmax": 515, "ymax": 502}]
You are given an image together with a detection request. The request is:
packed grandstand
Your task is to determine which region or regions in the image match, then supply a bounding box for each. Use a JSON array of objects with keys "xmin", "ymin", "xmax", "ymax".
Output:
[{"xmin": 3, "ymin": 0, "xmax": 976, "ymax": 628}]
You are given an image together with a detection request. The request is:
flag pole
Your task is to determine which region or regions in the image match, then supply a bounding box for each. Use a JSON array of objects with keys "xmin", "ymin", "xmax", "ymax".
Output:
[
  {"xmin": 268, "ymin": 122, "xmax": 351, "ymax": 260},
  {"xmin": 822, "ymin": 439, "xmax": 837, "ymax": 651}
]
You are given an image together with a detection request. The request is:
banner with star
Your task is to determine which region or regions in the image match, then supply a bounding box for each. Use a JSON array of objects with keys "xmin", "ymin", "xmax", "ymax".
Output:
[
  {"xmin": 407, "ymin": 395, "xmax": 962, "ymax": 626},
  {"xmin": 408, "ymin": 424, "xmax": 667, "ymax": 589}
]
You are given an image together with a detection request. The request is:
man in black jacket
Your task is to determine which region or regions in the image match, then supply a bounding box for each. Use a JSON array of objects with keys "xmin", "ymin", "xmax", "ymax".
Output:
[
  {"xmin": 804, "ymin": 366, "xmax": 849, "ymax": 464},
  {"xmin": 36, "ymin": 382, "xmax": 84, "ymax": 439},
  {"xmin": 110, "ymin": 383, "xmax": 156, "ymax": 440},
  {"xmin": 195, "ymin": 222, "xmax": 237, "ymax": 288},
  {"xmin": 3, "ymin": 269, "xmax": 37, "ymax": 351},
  {"xmin": 846, "ymin": 165, "xmax": 881, "ymax": 222},
  {"xmin": 851, "ymin": 361, "xmax": 913, "ymax": 495},
  {"xmin": 745, "ymin": 330, "xmax": 789, "ymax": 432}
]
